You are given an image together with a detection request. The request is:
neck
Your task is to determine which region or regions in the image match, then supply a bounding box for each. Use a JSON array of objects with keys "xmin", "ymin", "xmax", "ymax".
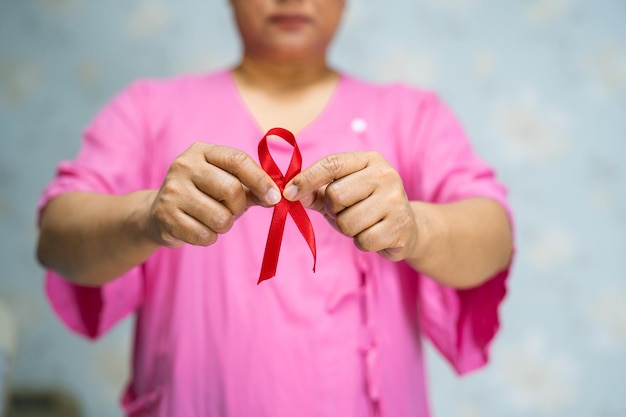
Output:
[{"xmin": 233, "ymin": 55, "xmax": 336, "ymax": 92}]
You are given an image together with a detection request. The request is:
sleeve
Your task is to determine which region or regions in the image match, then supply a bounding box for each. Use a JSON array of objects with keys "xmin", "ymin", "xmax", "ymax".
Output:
[
  {"xmin": 408, "ymin": 93, "xmax": 515, "ymax": 375},
  {"xmin": 37, "ymin": 81, "xmax": 154, "ymax": 340}
]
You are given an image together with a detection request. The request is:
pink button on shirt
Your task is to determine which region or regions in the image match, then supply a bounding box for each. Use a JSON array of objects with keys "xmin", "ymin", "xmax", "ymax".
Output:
[{"xmin": 39, "ymin": 71, "xmax": 512, "ymax": 417}]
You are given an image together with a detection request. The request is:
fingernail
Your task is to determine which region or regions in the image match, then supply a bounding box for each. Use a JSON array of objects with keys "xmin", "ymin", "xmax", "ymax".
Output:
[
  {"xmin": 283, "ymin": 185, "xmax": 298, "ymax": 200},
  {"xmin": 267, "ymin": 188, "xmax": 281, "ymax": 205}
]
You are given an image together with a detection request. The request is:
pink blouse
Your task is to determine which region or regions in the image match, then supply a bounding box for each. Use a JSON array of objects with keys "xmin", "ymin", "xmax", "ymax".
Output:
[{"xmin": 39, "ymin": 71, "xmax": 513, "ymax": 417}]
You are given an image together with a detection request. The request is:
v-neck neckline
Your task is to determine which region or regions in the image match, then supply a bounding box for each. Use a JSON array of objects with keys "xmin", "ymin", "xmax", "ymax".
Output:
[{"xmin": 224, "ymin": 69, "xmax": 347, "ymax": 144}]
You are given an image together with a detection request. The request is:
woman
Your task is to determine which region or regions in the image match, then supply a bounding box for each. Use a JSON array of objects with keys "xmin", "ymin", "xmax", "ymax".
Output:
[{"xmin": 37, "ymin": 1, "xmax": 514, "ymax": 416}]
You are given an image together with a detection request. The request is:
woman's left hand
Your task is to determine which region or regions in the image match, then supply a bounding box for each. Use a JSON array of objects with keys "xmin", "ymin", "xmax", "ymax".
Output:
[{"xmin": 283, "ymin": 151, "xmax": 420, "ymax": 262}]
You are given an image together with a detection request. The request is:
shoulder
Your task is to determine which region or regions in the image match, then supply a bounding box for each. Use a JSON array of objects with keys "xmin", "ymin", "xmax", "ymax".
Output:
[
  {"xmin": 338, "ymin": 73, "xmax": 452, "ymax": 139},
  {"xmin": 120, "ymin": 69, "xmax": 231, "ymax": 103},
  {"xmin": 98, "ymin": 69, "xmax": 233, "ymax": 127},
  {"xmin": 340, "ymin": 73, "xmax": 440, "ymax": 113}
]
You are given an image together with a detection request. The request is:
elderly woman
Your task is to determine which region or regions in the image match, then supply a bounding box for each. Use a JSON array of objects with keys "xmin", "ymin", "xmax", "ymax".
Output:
[{"xmin": 36, "ymin": 1, "xmax": 513, "ymax": 416}]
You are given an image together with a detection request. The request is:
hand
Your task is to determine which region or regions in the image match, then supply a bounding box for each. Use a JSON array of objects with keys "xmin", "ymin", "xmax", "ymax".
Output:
[
  {"xmin": 283, "ymin": 151, "xmax": 420, "ymax": 262},
  {"xmin": 148, "ymin": 143, "xmax": 281, "ymax": 247}
]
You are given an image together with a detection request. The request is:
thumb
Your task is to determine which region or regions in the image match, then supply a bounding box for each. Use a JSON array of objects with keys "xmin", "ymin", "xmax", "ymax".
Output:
[{"xmin": 244, "ymin": 184, "xmax": 280, "ymax": 209}]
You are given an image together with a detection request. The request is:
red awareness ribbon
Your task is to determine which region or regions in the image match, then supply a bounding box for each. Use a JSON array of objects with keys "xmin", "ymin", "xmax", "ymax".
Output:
[{"xmin": 257, "ymin": 127, "xmax": 317, "ymax": 284}]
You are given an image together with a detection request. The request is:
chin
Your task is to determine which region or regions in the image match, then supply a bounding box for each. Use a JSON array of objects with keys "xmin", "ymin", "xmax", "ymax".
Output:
[{"xmin": 263, "ymin": 38, "xmax": 327, "ymax": 60}]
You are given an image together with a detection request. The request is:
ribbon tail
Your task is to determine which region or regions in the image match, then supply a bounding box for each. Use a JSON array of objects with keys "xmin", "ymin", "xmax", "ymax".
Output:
[
  {"xmin": 258, "ymin": 202, "xmax": 290, "ymax": 284},
  {"xmin": 288, "ymin": 203, "xmax": 317, "ymax": 273}
]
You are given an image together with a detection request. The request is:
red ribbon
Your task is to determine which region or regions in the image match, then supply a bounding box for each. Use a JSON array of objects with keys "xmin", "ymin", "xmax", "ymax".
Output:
[{"xmin": 257, "ymin": 127, "xmax": 317, "ymax": 284}]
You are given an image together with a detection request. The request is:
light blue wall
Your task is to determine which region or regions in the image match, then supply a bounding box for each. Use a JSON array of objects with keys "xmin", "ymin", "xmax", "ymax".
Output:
[{"xmin": 1, "ymin": 1, "xmax": 624, "ymax": 416}]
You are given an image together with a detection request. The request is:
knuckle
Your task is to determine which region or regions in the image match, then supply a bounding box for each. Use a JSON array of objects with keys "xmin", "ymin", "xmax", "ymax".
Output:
[
  {"xmin": 219, "ymin": 178, "xmax": 241, "ymax": 201},
  {"xmin": 354, "ymin": 235, "xmax": 369, "ymax": 252},
  {"xmin": 387, "ymin": 187, "xmax": 405, "ymax": 204},
  {"xmin": 253, "ymin": 169, "xmax": 270, "ymax": 188},
  {"xmin": 324, "ymin": 182, "xmax": 342, "ymax": 204},
  {"xmin": 355, "ymin": 232, "xmax": 377, "ymax": 253},
  {"xmin": 161, "ymin": 230, "xmax": 182, "ymax": 247},
  {"xmin": 228, "ymin": 149, "xmax": 251, "ymax": 167},
  {"xmin": 212, "ymin": 212, "xmax": 234, "ymax": 234},
  {"xmin": 356, "ymin": 230, "xmax": 389, "ymax": 252},
  {"xmin": 325, "ymin": 191, "xmax": 347, "ymax": 216},
  {"xmin": 366, "ymin": 150, "xmax": 382, "ymax": 161},
  {"xmin": 295, "ymin": 170, "xmax": 313, "ymax": 188},
  {"xmin": 230, "ymin": 204, "xmax": 246, "ymax": 219},
  {"xmin": 191, "ymin": 141, "xmax": 213, "ymax": 154},
  {"xmin": 169, "ymin": 157, "xmax": 193, "ymax": 173},
  {"xmin": 195, "ymin": 228, "xmax": 218, "ymax": 246},
  {"xmin": 335, "ymin": 215, "xmax": 354, "ymax": 237},
  {"xmin": 388, "ymin": 169, "xmax": 402, "ymax": 183},
  {"xmin": 378, "ymin": 172, "xmax": 403, "ymax": 193},
  {"xmin": 160, "ymin": 179, "xmax": 179, "ymax": 196},
  {"xmin": 320, "ymin": 154, "xmax": 343, "ymax": 176},
  {"xmin": 188, "ymin": 142, "xmax": 202, "ymax": 152}
]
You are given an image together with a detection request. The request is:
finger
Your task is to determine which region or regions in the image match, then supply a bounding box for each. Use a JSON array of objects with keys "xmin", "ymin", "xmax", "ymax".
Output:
[
  {"xmin": 353, "ymin": 219, "xmax": 395, "ymax": 254},
  {"xmin": 180, "ymin": 189, "xmax": 236, "ymax": 234},
  {"xmin": 283, "ymin": 152, "xmax": 372, "ymax": 201},
  {"xmin": 191, "ymin": 164, "xmax": 248, "ymax": 217},
  {"xmin": 202, "ymin": 144, "xmax": 281, "ymax": 206},
  {"xmin": 334, "ymin": 194, "xmax": 387, "ymax": 237},
  {"xmin": 165, "ymin": 208, "xmax": 219, "ymax": 247},
  {"xmin": 242, "ymin": 184, "xmax": 281, "ymax": 209},
  {"xmin": 323, "ymin": 170, "xmax": 377, "ymax": 217},
  {"xmin": 354, "ymin": 215, "xmax": 417, "ymax": 261}
]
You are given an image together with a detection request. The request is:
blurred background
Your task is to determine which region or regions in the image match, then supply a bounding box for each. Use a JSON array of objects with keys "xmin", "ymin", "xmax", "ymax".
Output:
[{"xmin": 0, "ymin": 0, "xmax": 625, "ymax": 416}]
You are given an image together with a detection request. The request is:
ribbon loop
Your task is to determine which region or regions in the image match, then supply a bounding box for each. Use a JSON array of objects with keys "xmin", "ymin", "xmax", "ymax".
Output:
[{"xmin": 257, "ymin": 128, "xmax": 317, "ymax": 284}]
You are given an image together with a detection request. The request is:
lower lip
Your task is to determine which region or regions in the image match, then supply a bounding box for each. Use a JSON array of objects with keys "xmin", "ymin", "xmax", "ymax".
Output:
[{"xmin": 270, "ymin": 17, "xmax": 309, "ymax": 30}]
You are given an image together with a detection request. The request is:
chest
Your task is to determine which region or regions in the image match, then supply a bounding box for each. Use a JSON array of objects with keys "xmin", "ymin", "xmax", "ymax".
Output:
[{"xmin": 144, "ymin": 81, "xmax": 407, "ymax": 193}]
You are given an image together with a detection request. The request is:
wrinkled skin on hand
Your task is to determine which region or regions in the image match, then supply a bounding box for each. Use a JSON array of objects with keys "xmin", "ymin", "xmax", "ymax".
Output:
[
  {"xmin": 284, "ymin": 151, "xmax": 420, "ymax": 262},
  {"xmin": 148, "ymin": 143, "xmax": 281, "ymax": 247}
]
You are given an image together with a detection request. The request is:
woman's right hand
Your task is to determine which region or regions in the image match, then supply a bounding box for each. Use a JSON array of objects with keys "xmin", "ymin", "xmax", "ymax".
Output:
[{"xmin": 147, "ymin": 143, "xmax": 281, "ymax": 247}]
